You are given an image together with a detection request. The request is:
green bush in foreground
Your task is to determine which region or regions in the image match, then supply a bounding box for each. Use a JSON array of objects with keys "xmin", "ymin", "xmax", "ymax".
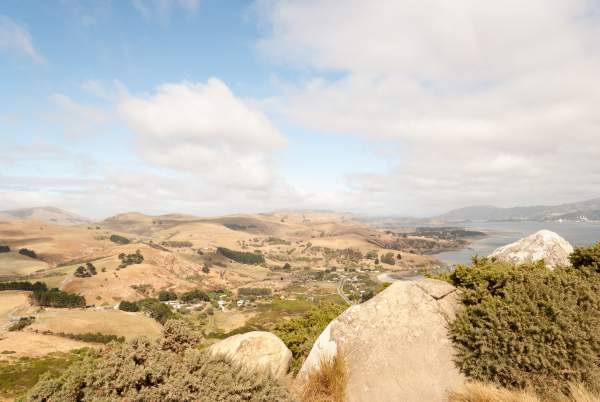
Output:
[
  {"xmin": 445, "ymin": 252, "xmax": 600, "ymax": 397},
  {"xmin": 274, "ymin": 302, "xmax": 347, "ymax": 373},
  {"xmin": 26, "ymin": 320, "xmax": 294, "ymax": 402}
]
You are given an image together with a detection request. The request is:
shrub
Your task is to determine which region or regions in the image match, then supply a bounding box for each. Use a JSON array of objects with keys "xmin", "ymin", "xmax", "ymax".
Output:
[
  {"xmin": 445, "ymin": 258, "xmax": 600, "ymax": 397},
  {"xmin": 8, "ymin": 317, "xmax": 34, "ymax": 331},
  {"xmin": 202, "ymin": 264, "xmax": 210, "ymax": 274},
  {"xmin": 158, "ymin": 290, "xmax": 178, "ymax": 301},
  {"xmin": 118, "ymin": 300, "xmax": 139, "ymax": 312},
  {"xmin": 365, "ymin": 250, "xmax": 378, "ymax": 260},
  {"xmin": 0, "ymin": 245, "xmax": 9, "ymax": 253},
  {"xmin": 18, "ymin": 248, "xmax": 37, "ymax": 259},
  {"xmin": 0, "ymin": 281, "xmax": 47, "ymax": 292},
  {"xmin": 109, "ymin": 234, "xmax": 130, "ymax": 245},
  {"xmin": 181, "ymin": 289, "xmax": 210, "ymax": 303},
  {"xmin": 137, "ymin": 298, "xmax": 173, "ymax": 324},
  {"xmin": 118, "ymin": 250, "xmax": 143, "ymax": 268},
  {"xmin": 274, "ymin": 302, "xmax": 347, "ymax": 373},
  {"xmin": 26, "ymin": 323, "xmax": 294, "ymax": 402},
  {"xmin": 381, "ymin": 252, "xmax": 395, "ymax": 265},
  {"xmin": 217, "ymin": 247, "xmax": 265, "ymax": 265},
  {"xmin": 30, "ymin": 289, "xmax": 86, "ymax": 308},
  {"xmin": 570, "ymin": 242, "xmax": 600, "ymax": 271}
]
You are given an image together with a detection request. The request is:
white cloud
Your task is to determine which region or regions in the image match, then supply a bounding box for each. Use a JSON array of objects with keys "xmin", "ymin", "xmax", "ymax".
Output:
[
  {"xmin": 117, "ymin": 78, "xmax": 287, "ymax": 190},
  {"xmin": 0, "ymin": 15, "xmax": 45, "ymax": 63},
  {"xmin": 257, "ymin": 0, "xmax": 600, "ymax": 214}
]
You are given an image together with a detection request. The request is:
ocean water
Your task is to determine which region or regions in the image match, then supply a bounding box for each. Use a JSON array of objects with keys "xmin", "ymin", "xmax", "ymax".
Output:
[{"xmin": 433, "ymin": 221, "xmax": 600, "ymax": 266}]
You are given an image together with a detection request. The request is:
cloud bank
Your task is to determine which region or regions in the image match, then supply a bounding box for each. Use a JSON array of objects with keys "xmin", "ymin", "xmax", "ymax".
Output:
[{"xmin": 257, "ymin": 0, "xmax": 600, "ymax": 214}]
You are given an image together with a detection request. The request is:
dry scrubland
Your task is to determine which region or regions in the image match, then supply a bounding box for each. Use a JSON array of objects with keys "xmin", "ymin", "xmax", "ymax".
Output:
[{"xmin": 0, "ymin": 210, "xmax": 484, "ymax": 400}]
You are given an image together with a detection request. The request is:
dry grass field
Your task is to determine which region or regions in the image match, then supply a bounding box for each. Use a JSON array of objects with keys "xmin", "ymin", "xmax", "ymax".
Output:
[
  {"xmin": 0, "ymin": 291, "xmax": 30, "ymax": 329},
  {"xmin": 0, "ymin": 253, "xmax": 48, "ymax": 278},
  {"xmin": 0, "ymin": 332, "xmax": 91, "ymax": 359},
  {"xmin": 28, "ymin": 308, "xmax": 163, "ymax": 339}
]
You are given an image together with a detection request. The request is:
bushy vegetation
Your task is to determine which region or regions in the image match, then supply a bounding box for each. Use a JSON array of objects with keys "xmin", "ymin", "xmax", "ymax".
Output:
[
  {"xmin": 118, "ymin": 250, "xmax": 144, "ymax": 268},
  {"xmin": 74, "ymin": 262, "xmax": 97, "ymax": 278},
  {"xmin": 30, "ymin": 288, "xmax": 86, "ymax": 308},
  {"xmin": 274, "ymin": 302, "xmax": 347, "ymax": 373},
  {"xmin": 569, "ymin": 242, "xmax": 600, "ymax": 271},
  {"xmin": 8, "ymin": 317, "xmax": 34, "ymax": 331},
  {"xmin": 0, "ymin": 350, "xmax": 89, "ymax": 400},
  {"xmin": 0, "ymin": 280, "xmax": 47, "ymax": 291},
  {"xmin": 381, "ymin": 252, "xmax": 395, "ymax": 265},
  {"xmin": 109, "ymin": 234, "xmax": 130, "ymax": 244},
  {"xmin": 26, "ymin": 320, "xmax": 294, "ymax": 402},
  {"xmin": 443, "ymin": 245, "xmax": 600, "ymax": 397},
  {"xmin": 137, "ymin": 298, "xmax": 174, "ymax": 323},
  {"xmin": 18, "ymin": 248, "xmax": 37, "ymax": 259},
  {"xmin": 118, "ymin": 300, "xmax": 140, "ymax": 312},
  {"xmin": 181, "ymin": 289, "xmax": 210, "ymax": 303},
  {"xmin": 0, "ymin": 245, "xmax": 10, "ymax": 253},
  {"xmin": 217, "ymin": 247, "xmax": 265, "ymax": 265},
  {"xmin": 158, "ymin": 289, "xmax": 178, "ymax": 301}
]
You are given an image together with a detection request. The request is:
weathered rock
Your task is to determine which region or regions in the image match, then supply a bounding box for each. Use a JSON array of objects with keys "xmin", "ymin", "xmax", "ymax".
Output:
[
  {"xmin": 489, "ymin": 229, "xmax": 574, "ymax": 268},
  {"xmin": 208, "ymin": 331, "xmax": 292, "ymax": 380},
  {"xmin": 298, "ymin": 278, "xmax": 464, "ymax": 402}
]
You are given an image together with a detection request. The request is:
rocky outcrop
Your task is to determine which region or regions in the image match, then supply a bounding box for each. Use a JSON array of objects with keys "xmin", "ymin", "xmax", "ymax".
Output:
[
  {"xmin": 298, "ymin": 278, "xmax": 464, "ymax": 402},
  {"xmin": 208, "ymin": 331, "xmax": 292, "ymax": 380},
  {"xmin": 489, "ymin": 230, "xmax": 574, "ymax": 268}
]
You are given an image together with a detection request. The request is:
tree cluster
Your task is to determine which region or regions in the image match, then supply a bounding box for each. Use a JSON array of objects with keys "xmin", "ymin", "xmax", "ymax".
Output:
[
  {"xmin": 118, "ymin": 250, "xmax": 144, "ymax": 268},
  {"xmin": 180, "ymin": 289, "xmax": 210, "ymax": 303},
  {"xmin": 31, "ymin": 288, "xmax": 86, "ymax": 308},
  {"xmin": 109, "ymin": 234, "xmax": 130, "ymax": 245},
  {"xmin": 18, "ymin": 248, "xmax": 37, "ymax": 259},
  {"xmin": 74, "ymin": 262, "xmax": 98, "ymax": 278},
  {"xmin": 0, "ymin": 281, "xmax": 47, "ymax": 291},
  {"xmin": 217, "ymin": 247, "xmax": 265, "ymax": 265},
  {"xmin": 0, "ymin": 245, "xmax": 10, "ymax": 253}
]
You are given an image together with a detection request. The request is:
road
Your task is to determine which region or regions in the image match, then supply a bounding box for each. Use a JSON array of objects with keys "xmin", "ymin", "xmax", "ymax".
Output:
[{"xmin": 337, "ymin": 278, "xmax": 353, "ymax": 306}]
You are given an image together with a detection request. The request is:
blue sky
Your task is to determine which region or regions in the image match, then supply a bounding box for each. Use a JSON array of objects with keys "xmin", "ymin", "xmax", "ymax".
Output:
[{"xmin": 1, "ymin": 0, "xmax": 599, "ymax": 218}]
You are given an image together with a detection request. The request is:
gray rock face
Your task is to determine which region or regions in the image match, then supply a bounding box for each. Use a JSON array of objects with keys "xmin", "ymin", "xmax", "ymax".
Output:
[
  {"xmin": 489, "ymin": 229, "xmax": 574, "ymax": 268},
  {"xmin": 208, "ymin": 331, "xmax": 292, "ymax": 380},
  {"xmin": 298, "ymin": 278, "xmax": 464, "ymax": 402}
]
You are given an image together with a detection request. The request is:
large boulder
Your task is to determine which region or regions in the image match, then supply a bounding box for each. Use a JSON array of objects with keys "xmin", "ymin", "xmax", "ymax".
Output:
[
  {"xmin": 208, "ymin": 331, "xmax": 292, "ymax": 380},
  {"xmin": 298, "ymin": 278, "xmax": 464, "ymax": 402},
  {"xmin": 489, "ymin": 229, "xmax": 574, "ymax": 268}
]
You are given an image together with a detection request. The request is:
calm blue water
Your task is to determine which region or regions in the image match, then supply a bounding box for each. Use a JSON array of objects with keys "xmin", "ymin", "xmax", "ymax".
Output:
[{"xmin": 433, "ymin": 221, "xmax": 600, "ymax": 266}]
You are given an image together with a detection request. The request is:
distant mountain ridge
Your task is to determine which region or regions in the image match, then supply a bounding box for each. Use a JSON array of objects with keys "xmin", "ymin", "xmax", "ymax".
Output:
[
  {"xmin": 0, "ymin": 207, "xmax": 90, "ymax": 225},
  {"xmin": 436, "ymin": 198, "xmax": 600, "ymax": 223}
]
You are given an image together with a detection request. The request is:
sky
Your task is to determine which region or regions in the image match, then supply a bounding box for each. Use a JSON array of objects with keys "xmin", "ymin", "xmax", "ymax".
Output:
[{"xmin": 1, "ymin": 0, "xmax": 599, "ymax": 219}]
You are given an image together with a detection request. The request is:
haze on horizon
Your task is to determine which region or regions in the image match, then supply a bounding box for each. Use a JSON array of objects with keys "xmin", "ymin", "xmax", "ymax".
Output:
[{"xmin": 1, "ymin": 0, "xmax": 599, "ymax": 219}]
